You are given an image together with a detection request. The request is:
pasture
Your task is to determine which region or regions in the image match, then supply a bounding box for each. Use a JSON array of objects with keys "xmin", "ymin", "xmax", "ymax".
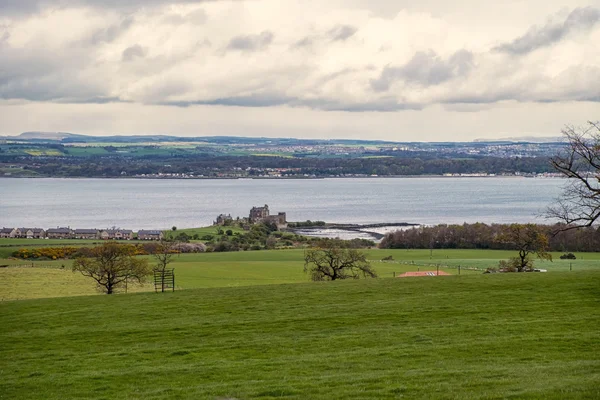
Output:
[
  {"xmin": 1, "ymin": 248, "xmax": 599, "ymax": 301},
  {"xmin": 1, "ymin": 272, "xmax": 599, "ymax": 399}
]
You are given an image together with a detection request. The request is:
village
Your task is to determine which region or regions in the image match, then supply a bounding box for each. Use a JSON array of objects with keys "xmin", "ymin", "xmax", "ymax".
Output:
[
  {"xmin": 1, "ymin": 205, "xmax": 288, "ymax": 242},
  {"xmin": 0, "ymin": 227, "xmax": 164, "ymax": 240}
]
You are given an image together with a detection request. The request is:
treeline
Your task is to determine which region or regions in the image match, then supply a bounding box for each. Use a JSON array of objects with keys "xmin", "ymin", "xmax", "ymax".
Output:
[
  {"xmin": 379, "ymin": 223, "xmax": 600, "ymax": 253},
  {"xmin": 5, "ymin": 154, "xmax": 555, "ymax": 178}
]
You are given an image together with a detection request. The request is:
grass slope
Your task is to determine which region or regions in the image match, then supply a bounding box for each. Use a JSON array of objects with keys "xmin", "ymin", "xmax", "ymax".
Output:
[
  {"xmin": 2, "ymin": 249, "xmax": 600, "ymax": 300},
  {"xmin": 2, "ymin": 272, "xmax": 599, "ymax": 399}
]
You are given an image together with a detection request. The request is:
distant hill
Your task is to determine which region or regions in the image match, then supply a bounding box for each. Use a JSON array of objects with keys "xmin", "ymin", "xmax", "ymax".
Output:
[
  {"xmin": 474, "ymin": 136, "xmax": 563, "ymax": 143},
  {"xmin": 15, "ymin": 132, "xmax": 86, "ymax": 140}
]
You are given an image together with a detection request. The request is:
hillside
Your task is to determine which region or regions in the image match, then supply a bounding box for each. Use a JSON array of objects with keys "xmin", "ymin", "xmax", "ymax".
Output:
[{"xmin": 2, "ymin": 272, "xmax": 599, "ymax": 399}]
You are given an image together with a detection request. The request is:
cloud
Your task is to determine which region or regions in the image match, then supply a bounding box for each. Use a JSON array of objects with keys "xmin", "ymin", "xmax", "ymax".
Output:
[
  {"xmin": 371, "ymin": 50, "xmax": 474, "ymax": 91},
  {"xmin": 88, "ymin": 16, "xmax": 134, "ymax": 44},
  {"xmin": 122, "ymin": 44, "xmax": 147, "ymax": 61},
  {"xmin": 328, "ymin": 25, "xmax": 358, "ymax": 41},
  {"xmin": 0, "ymin": 0, "xmax": 227, "ymax": 15},
  {"xmin": 495, "ymin": 6, "xmax": 600, "ymax": 54},
  {"xmin": 226, "ymin": 31, "xmax": 274, "ymax": 51}
]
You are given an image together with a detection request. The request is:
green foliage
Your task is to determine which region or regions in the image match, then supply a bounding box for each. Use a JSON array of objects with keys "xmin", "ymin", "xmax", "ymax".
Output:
[
  {"xmin": 304, "ymin": 243, "xmax": 377, "ymax": 281},
  {"xmin": 72, "ymin": 242, "xmax": 152, "ymax": 294},
  {"xmin": 496, "ymin": 224, "xmax": 552, "ymax": 272}
]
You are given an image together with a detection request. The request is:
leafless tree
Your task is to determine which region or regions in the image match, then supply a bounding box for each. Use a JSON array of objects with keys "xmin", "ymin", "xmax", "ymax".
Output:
[
  {"xmin": 153, "ymin": 238, "xmax": 178, "ymax": 272},
  {"xmin": 73, "ymin": 242, "xmax": 151, "ymax": 294},
  {"xmin": 304, "ymin": 243, "xmax": 377, "ymax": 281},
  {"xmin": 547, "ymin": 121, "xmax": 600, "ymax": 230}
]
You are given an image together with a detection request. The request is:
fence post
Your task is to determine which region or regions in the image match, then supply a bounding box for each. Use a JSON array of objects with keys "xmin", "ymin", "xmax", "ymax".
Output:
[
  {"xmin": 437, "ymin": 265, "xmax": 439, "ymax": 276},
  {"xmin": 458, "ymin": 265, "xmax": 461, "ymax": 275},
  {"xmin": 393, "ymin": 271, "xmax": 396, "ymax": 278},
  {"xmin": 570, "ymin": 263, "xmax": 572, "ymax": 271}
]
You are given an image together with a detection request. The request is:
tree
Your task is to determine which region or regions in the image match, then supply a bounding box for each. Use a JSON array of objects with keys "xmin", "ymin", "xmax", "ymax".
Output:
[
  {"xmin": 496, "ymin": 224, "xmax": 552, "ymax": 272},
  {"xmin": 153, "ymin": 239, "xmax": 177, "ymax": 272},
  {"xmin": 73, "ymin": 242, "xmax": 151, "ymax": 294},
  {"xmin": 546, "ymin": 121, "xmax": 600, "ymax": 230},
  {"xmin": 303, "ymin": 243, "xmax": 377, "ymax": 281}
]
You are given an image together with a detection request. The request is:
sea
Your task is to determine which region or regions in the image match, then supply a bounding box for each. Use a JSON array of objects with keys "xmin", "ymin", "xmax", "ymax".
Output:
[{"xmin": 0, "ymin": 177, "xmax": 565, "ymax": 231}]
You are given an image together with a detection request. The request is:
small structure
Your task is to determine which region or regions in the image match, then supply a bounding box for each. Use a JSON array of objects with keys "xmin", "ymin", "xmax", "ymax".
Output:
[
  {"xmin": 0, "ymin": 228, "xmax": 16, "ymax": 238},
  {"xmin": 19, "ymin": 228, "xmax": 47, "ymax": 239},
  {"xmin": 154, "ymin": 269, "xmax": 175, "ymax": 292},
  {"xmin": 138, "ymin": 230, "xmax": 164, "ymax": 240},
  {"xmin": 46, "ymin": 227, "xmax": 72, "ymax": 239},
  {"xmin": 214, "ymin": 214, "xmax": 233, "ymax": 226},
  {"xmin": 73, "ymin": 229, "xmax": 99, "ymax": 239},
  {"xmin": 249, "ymin": 204, "xmax": 287, "ymax": 229},
  {"xmin": 100, "ymin": 229, "xmax": 133, "ymax": 240},
  {"xmin": 249, "ymin": 205, "xmax": 270, "ymax": 223}
]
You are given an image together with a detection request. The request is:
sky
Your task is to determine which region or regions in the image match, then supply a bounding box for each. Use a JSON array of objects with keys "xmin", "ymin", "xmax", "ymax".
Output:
[{"xmin": 0, "ymin": 0, "xmax": 599, "ymax": 141}]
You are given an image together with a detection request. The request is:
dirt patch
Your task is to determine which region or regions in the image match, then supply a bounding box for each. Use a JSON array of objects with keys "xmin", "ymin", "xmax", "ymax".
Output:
[{"xmin": 398, "ymin": 270, "xmax": 451, "ymax": 277}]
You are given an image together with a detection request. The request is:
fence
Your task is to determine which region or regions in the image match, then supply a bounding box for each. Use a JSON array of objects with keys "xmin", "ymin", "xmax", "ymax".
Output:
[{"xmin": 154, "ymin": 269, "xmax": 175, "ymax": 293}]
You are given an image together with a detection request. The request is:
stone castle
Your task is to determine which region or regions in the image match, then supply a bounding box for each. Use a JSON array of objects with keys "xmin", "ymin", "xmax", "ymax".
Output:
[
  {"xmin": 213, "ymin": 204, "xmax": 287, "ymax": 229},
  {"xmin": 249, "ymin": 204, "xmax": 287, "ymax": 228}
]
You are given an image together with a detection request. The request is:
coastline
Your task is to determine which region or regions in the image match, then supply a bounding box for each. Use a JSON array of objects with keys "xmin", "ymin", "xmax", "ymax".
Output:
[{"xmin": 0, "ymin": 174, "xmax": 564, "ymax": 180}]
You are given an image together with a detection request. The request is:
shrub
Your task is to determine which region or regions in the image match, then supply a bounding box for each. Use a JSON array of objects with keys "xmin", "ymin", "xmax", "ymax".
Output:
[{"xmin": 560, "ymin": 253, "xmax": 576, "ymax": 260}]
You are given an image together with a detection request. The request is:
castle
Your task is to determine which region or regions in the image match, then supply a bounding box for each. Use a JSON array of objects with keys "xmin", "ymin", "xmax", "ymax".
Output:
[{"xmin": 249, "ymin": 204, "xmax": 287, "ymax": 229}]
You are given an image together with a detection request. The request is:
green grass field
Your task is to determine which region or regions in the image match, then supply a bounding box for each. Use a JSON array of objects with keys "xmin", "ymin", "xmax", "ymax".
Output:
[
  {"xmin": 1, "ymin": 272, "xmax": 599, "ymax": 399},
  {"xmin": 166, "ymin": 225, "xmax": 245, "ymax": 239},
  {"xmin": 2, "ymin": 249, "xmax": 599, "ymax": 301}
]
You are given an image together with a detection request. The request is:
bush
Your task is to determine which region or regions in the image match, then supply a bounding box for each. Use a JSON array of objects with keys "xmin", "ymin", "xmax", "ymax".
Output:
[{"xmin": 560, "ymin": 253, "xmax": 576, "ymax": 260}]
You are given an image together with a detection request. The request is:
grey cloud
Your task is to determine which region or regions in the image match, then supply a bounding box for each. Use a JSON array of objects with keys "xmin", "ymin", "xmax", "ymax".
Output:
[
  {"xmin": 89, "ymin": 17, "xmax": 134, "ymax": 45},
  {"xmin": 122, "ymin": 44, "xmax": 147, "ymax": 61},
  {"xmin": 495, "ymin": 7, "xmax": 600, "ymax": 54},
  {"xmin": 226, "ymin": 31, "xmax": 273, "ymax": 51},
  {"xmin": 293, "ymin": 36, "xmax": 314, "ymax": 48},
  {"xmin": 163, "ymin": 9, "xmax": 207, "ymax": 25},
  {"xmin": 0, "ymin": 0, "xmax": 227, "ymax": 15},
  {"xmin": 160, "ymin": 92, "xmax": 421, "ymax": 113},
  {"xmin": 371, "ymin": 50, "xmax": 474, "ymax": 92},
  {"xmin": 328, "ymin": 25, "xmax": 358, "ymax": 41},
  {"xmin": 162, "ymin": 93, "xmax": 294, "ymax": 108}
]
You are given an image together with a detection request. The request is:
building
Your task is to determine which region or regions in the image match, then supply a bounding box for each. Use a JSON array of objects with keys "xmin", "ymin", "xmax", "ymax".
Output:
[
  {"xmin": 73, "ymin": 229, "xmax": 99, "ymax": 239},
  {"xmin": 264, "ymin": 212, "xmax": 287, "ymax": 229},
  {"xmin": 137, "ymin": 230, "xmax": 164, "ymax": 240},
  {"xmin": 46, "ymin": 227, "xmax": 73, "ymax": 239},
  {"xmin": 249, "ymin": 204, "xmax": 287, "ymax": 229},
  {"xmin": 0, "ymin": 228, "xmax": 16, "ymax": 238},
  {"xmin": 214, "ymin": 214, "xmax": 233, "ymax": 226},
  {"xmin": 249, "ymin": 204, "xmax": 270, "ymax": 223},
  {"xmin": 17, "ymin": 228, "xmax": 47, "ymax": 239},
  {"xmin": 100, "ymin": 229, "xmax": 133, "ymax": 240}
]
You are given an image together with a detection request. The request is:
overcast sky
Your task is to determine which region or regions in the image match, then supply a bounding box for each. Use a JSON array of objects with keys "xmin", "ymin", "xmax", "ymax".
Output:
[{"xmin": 0, "ymin": 0, "xmax": 599, "ymax": 141}]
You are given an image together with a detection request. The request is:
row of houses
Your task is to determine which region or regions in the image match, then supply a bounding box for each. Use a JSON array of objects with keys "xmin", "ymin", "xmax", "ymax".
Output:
[{"xmin": 0, "ymin": 227, "xmax": 165, "ymax": 240}]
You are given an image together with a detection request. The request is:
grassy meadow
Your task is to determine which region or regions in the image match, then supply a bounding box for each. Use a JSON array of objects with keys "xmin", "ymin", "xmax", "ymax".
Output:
[
  {"xmin": 1, "ymin": 272, "xmax": 599, "ymax": 399},
  {"xmin": 1, "ymin": 248, "xmax": 599, "ymax": 301}
]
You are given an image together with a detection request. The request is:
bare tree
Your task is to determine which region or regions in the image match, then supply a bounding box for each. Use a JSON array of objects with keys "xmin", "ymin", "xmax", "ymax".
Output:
[
  {"xmin": 73, "ymin": 242, "xmax": 151, "ymax": 294},
  {"xmin": 547, "ymin": 121, "xmax": 600, "ymax": 230},
  {"xmin": 153, "ymin": 239, "xmax": 177, "ymax": 272},
  {"xmin": 496, "ymin": 224, "xmax": 552, "ymax": 272},
  {"xmin": 304, "ymin": 243, "xmax": 377, "ymax": 281}
]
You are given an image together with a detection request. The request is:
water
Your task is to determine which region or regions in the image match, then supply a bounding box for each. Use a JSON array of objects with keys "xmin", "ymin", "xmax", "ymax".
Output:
[{"xmin": 0, "ymin": 177, "xmax": 564, "ymax": 229}]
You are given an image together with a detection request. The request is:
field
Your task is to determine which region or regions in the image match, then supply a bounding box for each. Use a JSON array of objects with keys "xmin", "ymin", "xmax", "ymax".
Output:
[
  {"xmin": 1, "ymin": 248, "xmax": 599, "ymax": 301},
  {"xmin": 2, "ymin": 272, "xmax": 599, "ymax": 399}
]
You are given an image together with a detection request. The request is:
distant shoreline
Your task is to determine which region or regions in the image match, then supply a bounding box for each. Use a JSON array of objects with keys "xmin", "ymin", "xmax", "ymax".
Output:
[{"xmin": 0, "ymin": 174, "xmax": 563, "ymax": 180}]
